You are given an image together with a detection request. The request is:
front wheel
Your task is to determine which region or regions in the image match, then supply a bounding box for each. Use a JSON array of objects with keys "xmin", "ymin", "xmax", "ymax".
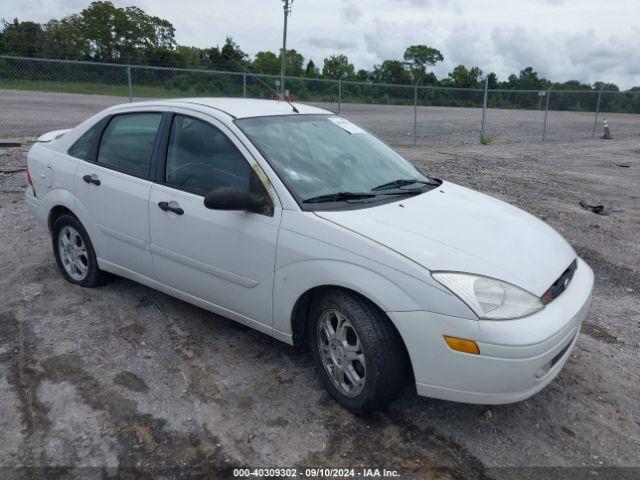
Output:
[{"xmin": 310, "ymin": 289, "xmax": 409, "ymax": 413}]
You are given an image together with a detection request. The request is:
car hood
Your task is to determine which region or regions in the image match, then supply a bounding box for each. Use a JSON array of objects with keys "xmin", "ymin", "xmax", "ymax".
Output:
[{"xmin": 314, "ymin": 181, "xmax": 576, "ymax": 296}]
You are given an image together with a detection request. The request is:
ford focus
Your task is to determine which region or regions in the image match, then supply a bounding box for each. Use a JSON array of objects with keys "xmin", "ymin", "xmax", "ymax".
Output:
[{"xmin": 25, "ymin": 98, "xmax": 593, "ymax": 412}]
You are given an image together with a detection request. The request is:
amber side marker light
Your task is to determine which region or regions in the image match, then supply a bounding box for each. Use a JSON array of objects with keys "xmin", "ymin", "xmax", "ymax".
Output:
[{"xmin": 443, "ymin": 336, "xmax": 480, "ymax": 355}]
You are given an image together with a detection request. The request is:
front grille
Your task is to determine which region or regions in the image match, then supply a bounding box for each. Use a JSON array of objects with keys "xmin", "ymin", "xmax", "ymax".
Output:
[{"xmin": 541, "ymin": 259, "xmax": 577, "ymax": 304}]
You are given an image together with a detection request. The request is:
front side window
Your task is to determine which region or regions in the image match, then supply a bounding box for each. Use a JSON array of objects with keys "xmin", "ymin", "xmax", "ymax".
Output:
[
  {"xmin": 97, "ymin": 113, "xmax": 162, "ymax": 178},
  {"xmin": 236, "ymin": 115, "xmax": 436, "ymax": 209},
  {"xmin": 165, "ymin": 115, "xmax": 253, "ymax": 196}
]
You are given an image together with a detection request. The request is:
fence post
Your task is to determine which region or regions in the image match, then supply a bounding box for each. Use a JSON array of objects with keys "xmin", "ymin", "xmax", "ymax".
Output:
[
  {"xmin": 127, "ymin": 65, "xmax": 132, "ymax": 102},
  {"xmin": 480, "ymin": 76, "xmax": 489, "ymax": 142},
  {"xmin": 243, "ymin": 73, "xmax": 247, "ymax": 98},
  {"xmin": 338, "ymin": 79, "xmax": 342, "ymax": 114},
  {"xmin": 413, "ymin": 83, "xmax": 418, "ymax": 147},
  {"xmin": 542, "ymin": 89, "xmax": 551, "ymax": 141},
  {"xmin": 592, "ymin": 88, "xmax": 602, "ymax": 138}
]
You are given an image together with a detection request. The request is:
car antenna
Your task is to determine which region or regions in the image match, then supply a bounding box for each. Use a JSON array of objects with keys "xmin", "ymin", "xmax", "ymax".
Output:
[{"xmin": 223, "ymin": 53, "xmax": 299, "ymax": 113}]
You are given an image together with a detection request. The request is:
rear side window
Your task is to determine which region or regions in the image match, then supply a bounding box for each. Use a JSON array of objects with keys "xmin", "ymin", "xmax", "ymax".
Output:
[
  {"xmin": 165, "ymin": 115, "xmax": 252, "ymax": 196},
  {"xmin": 67, "ymin": 119, "xmax": 107, "ymax": 161},
  {"xmin": 97, "ymin": 113, "xmax": 162, "ymax": 178}
]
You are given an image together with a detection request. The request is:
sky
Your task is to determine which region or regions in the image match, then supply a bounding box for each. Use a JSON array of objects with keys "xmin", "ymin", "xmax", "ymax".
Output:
[{"xmin": 3, "ymin": 0, "xmax": 640, "ymax": 88}]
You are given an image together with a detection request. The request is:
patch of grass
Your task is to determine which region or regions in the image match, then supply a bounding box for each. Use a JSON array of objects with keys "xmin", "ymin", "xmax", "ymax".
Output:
[
  {"xmin": 480, "ymin": 134, "xmax": 493, "ymax": 145},
  {"xmin": 0, "ymin": 79, "xmax": 223, "ymax": 99}
]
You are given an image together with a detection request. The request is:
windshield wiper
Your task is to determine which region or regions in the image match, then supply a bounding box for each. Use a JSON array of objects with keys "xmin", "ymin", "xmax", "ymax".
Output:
[
  {"xmin": 371, "ymin": 178, "xmax": 438, "ymax": 191},
  {"xmin": 302, "ymin": 192, "xmax": 377, "ymax": 203}
]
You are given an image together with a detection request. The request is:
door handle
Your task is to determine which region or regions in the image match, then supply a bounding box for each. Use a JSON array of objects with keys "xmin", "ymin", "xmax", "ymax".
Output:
[
  {"xmin": 82, "ymin": 174, "xmax": 101, "ymax": 186},
  {"xmin": 158, "ymin": 201, "xmax": 184, "ymax": 215}
]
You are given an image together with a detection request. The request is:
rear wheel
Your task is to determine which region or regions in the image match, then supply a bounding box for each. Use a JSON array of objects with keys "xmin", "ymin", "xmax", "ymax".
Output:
[
  {"xmin": 310, "ymin": 289, "xmax": 409, "ymax": 413},
  {"xmin": 52, "ymin": 214, "xmax": 105, "ymax": 287}
]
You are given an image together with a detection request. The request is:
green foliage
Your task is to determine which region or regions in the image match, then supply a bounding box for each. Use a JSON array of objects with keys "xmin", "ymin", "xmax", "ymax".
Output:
[
  {"xmin": 253, "ymin": 51, "xmax": 280, "ymax": 74},
  {"xmin": 305, "ymin": 59, "xmax": 319, "ymax": 78},
  {"xmin": 403, "ymin": 45, "xmax": 443, "ymax": 84},
  {"xmin": 282, "ymin": 49, "xmax": 304, "ymax": 77},
  {"xmin": 0, "ymin": 19, "xmax": 45, "ymax": 57},
  {"xmin": 322, "ymin": 54, "xmax": 355, "ymax": 80},
  {"xmin": 443, "ymin": 65, "xmax": 483, "ymax": 88},
  {"xmin": 486, "ymin": 72, "xmax": 498, "ymax": 90},
  {"xmin": 480, "ymin": 135, "xmax": 493, "ymax": 145},
  {"xmin": 372, "ymin": 60, "xmax": 412, "ymax": 85}
]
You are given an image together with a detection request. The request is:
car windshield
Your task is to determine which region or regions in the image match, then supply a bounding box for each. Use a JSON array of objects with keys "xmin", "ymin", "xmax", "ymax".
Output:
[{"xmin": 235, "ymin": 114, "xmax": 432, "ymax": 207}]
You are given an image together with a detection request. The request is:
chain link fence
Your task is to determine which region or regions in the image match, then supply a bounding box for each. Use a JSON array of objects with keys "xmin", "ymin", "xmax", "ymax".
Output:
[{"xmin": 1, "ymin": 55, "xmax": 639, "ymax": 146}]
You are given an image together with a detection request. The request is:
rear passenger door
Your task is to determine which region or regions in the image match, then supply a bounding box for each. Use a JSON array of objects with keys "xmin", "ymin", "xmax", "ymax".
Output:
[
  {"xmin": 74, "ymin": 112, "xmax": 162, "ymax": 279},
  {"xmin": 148, "ymin": 112, "xmax": 281, "ymax": 332}
]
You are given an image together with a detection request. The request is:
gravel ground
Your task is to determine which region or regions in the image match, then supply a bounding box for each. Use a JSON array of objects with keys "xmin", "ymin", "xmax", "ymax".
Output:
[{"xmin": 0, "ymin": 94, "xmax": 639, "ymax": 479}]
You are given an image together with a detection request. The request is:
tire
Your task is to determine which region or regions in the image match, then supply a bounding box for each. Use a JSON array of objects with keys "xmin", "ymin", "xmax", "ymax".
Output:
[
  {"xmin": 52, "ymin": 214, "xmax": 106, "ymax": 287},
  {"xmin": 309, "ymin": 289, "xmax": 409, "ymax": 413}
]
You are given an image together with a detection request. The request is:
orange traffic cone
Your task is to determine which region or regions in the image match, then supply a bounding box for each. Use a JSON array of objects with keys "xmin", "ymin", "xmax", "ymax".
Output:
[{"xmin": 601, "ymin": 118, "xmax": 613, "ymax": 139}]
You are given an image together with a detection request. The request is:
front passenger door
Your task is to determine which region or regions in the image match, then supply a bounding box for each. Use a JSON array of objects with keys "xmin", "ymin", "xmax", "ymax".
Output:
[{"xmin": 148, "ymin": 113, "xmax": 281, "ymax": 331}]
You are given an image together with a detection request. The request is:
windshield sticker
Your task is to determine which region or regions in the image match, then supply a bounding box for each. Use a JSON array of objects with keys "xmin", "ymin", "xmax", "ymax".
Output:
[{"xmin": 328, "ymin": 117, "xmax": 364, "ymax": 134}]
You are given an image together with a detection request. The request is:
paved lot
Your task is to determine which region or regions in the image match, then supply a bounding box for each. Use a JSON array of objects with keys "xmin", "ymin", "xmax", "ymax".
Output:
[
  {"xmin": 2, "ymin": 89, "xmax": 639, "ymax": 146},
  {"xmin": 0, "ymin": 92, "xmax": 639, "ymax": 478}
]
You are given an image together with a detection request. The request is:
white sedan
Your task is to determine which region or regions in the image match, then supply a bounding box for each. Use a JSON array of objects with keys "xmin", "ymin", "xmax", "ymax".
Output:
[{"xmin": 25, "ymin": 98, "xmax": 593, "ymax": 412}]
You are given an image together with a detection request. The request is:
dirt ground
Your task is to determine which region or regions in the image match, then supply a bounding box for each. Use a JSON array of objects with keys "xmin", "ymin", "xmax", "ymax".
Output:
[{"xmin": 0, "ymin": 94, "xmax": 639, "ymax": 479}]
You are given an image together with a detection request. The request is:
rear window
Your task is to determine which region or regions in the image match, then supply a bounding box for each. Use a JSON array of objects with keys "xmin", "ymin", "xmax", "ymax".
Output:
[
  {"xmin": 97, "ymin": 113, "xmax": 162, "ymax": 178},
  {"xmin": 67, "ymin": 119, "xmax": 107, "ymax": 161}
]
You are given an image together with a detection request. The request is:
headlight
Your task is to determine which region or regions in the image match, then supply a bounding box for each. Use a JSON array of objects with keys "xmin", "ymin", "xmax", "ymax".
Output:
[{"xmin": 432, "ymin": 272, "xmax": 544, "ymax": 320}]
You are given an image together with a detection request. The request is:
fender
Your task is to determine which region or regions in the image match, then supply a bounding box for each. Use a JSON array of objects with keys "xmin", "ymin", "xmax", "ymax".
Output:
[
  {"xmin": 42, "ymin": 188, "xmax": 105, "ymax": 257},
  {"xmin": 272, "ymin": 259, "xmax": 422, "ymax": 339}
]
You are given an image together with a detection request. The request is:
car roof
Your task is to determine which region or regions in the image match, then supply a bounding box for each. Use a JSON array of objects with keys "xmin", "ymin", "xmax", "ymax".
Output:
[{"xmin": 151, "ymin": 97, "xmax": 332, "ymax": 119}]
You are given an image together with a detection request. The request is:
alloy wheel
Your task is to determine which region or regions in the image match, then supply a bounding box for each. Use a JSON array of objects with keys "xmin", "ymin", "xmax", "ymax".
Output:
[
  {"xmin": 317, "ymin": 308, "xmax": 366, "ymax": 397},
  {"xmin": 57, "ymin": 225, "xmax": 89, "ymax": 281}
]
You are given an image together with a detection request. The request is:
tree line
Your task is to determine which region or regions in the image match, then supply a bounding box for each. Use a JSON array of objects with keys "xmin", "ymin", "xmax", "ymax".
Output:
[{"xmin": 1, "ymin": 1, "xmax": 638, "ymax": 112}]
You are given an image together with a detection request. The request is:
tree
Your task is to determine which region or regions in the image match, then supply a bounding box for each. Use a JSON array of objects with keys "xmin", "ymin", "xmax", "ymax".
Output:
[
  {"xmin": 116, "ymin": 6, "xmax": 175, "ymax": 62},
  {"xmin": 253, "ymin": 51, "xmax": 280, "ymax": 74},
  {"xmin": 219, "ymin": 36, "xmax": 247, "ymax": 70},
  {"xmin": 284, "ymin": 48, "xmax": 304, "ymax": 77},
  {"xmin": 557, "ymin": 80, "xmax": 591, "ymax": 90},
  {"xmin": 403, "ymin": 45, "xmax": 443, "ymax": 84},
  {"xmin": 77, "ymin": 1, "xmax": 124, "ymax": 61},
  {"xmin": 508, "ymin": 67, "xmax": 549, "ymax": 90},
  {"xmin": 305, "ymin": 59, "xmax": 320, "ymax": 78},
  {"xmin": 175, "ymin": 45, "xmax": 203, "ymax": 68},
  {"xmin": 486, "ymin": 72, "xmax": 498, "ymax": 90},
  {"xmin": 593, "ymin": 81, "xmax": 619, "ymax": 91},
  {"xmin": 202, "ymin": 46, "xmax": 223, "ymax": 69},
  {"xmin": 445, "ymin": 65, "xmax": 483, "ymax": 88},
  {"xmin": 322, "ymin": 54, "xmax": 355, "ymax": 80},
  {"xmin": 0, "ymin": 19, "xmax": 45, "ymax": 57},
  {"xmin": 72, "ymin": 1, "xmax": 177, "ymax": 62},
  {"xmin": 371, "ymin": 60, "xmax": 411, "ymax": 84},
  {"xmin": 355, "ymin": 69, "xmax": 369, "ymax": 82},
  {"xmin": 42, "ymin": 17, "xmax": 86, "ymax": 59}
]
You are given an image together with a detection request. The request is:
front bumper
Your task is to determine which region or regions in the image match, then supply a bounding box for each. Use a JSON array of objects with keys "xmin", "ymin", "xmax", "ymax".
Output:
[{"xmin": 389, "ymin": 257, "xmax": 594, "ymax": 404}]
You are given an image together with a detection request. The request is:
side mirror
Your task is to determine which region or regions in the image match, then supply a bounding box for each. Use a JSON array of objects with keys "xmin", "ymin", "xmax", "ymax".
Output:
[{"xmin": 203, "ymin": 187, "xmax": 265, "ymax": 213}]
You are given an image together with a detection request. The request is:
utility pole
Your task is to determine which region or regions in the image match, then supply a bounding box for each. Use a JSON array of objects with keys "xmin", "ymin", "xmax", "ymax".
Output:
[
  {"xmin": 280, "ymin": 0, "xmax": 293, "ymax": 100},
  {"xmin": 480, "ymin": 75, "xmax": 489, "ymax": 141}
]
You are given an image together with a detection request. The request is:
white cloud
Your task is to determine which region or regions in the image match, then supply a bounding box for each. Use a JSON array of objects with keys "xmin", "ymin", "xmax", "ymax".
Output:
[
  {"xmin": 342, "ymin": 2, "xmax": 362, "ymax": 23},
  {"xmin": 1, "ymin": 0, "xmax": 639, "ymax": 88}
]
